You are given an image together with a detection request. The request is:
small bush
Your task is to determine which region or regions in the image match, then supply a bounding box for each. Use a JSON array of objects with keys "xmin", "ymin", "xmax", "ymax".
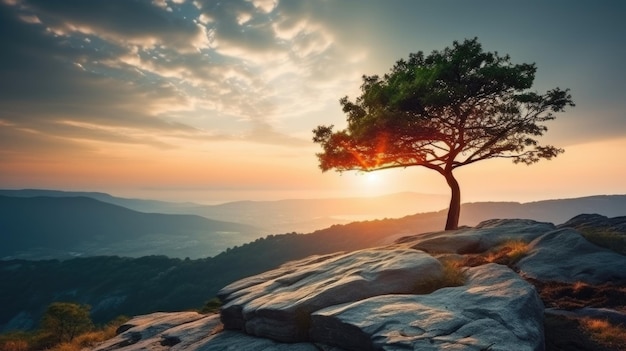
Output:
[{"xmin": 199, "ymin": 298, "xmax": 222, "ymax": 314}]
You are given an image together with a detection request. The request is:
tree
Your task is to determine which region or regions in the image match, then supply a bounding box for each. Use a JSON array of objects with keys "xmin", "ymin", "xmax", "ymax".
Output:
[
  {"xmin": 40, "ymin": 302, "xmax": 93, "ymax": 343},
  {"xmin": 313, "ymin": 38, "xmax": 574, "ymax": 230}
]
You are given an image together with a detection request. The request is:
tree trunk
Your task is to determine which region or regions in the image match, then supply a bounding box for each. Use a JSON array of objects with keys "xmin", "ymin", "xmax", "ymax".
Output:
[{"xmin": 444, "ymin": 171, "xmax": 461, "ymax": 230}]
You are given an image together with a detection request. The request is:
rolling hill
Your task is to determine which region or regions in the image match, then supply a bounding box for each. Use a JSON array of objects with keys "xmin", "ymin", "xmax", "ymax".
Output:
[
  {"xmin": 0, "ymin": 195, "xmax": 260, "ymax": 260},
  {"xmin": 0, "ymin": 189, "xmax": 450, "ymax": 234}
]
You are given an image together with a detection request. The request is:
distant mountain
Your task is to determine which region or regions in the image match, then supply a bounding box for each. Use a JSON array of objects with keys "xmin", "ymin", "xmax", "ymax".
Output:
[
  {"xmin": 0, "ymin": 189, "xmax": 196, "ymax": 213},
  {"xmin": 0, "ymin": 189, "xmax": 450, "ymax": 233},
  {"xmin": 0, "ymin": 195, "xmax": 260, "ymax": 260},
  {"xmin": 2, "ymin": 189, "xmax": 625, "ymax": 261}
]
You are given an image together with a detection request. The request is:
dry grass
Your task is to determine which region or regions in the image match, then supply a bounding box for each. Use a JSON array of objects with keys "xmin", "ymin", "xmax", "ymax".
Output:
[
  {"xmin": 499, "ymin": 240, "xmax": 529, "ymax": 264},
  {"xmin": 44, "ymin": 316, "xmax": 129, "ymax": 351},
  {"xmin": 580, "ymin": 317, "xmax": 626, "ymax": 348},
  {"xmin": 46, "ymin": 331, "xmax": 106, "ymax": 351},
  {"xmin": 440, "ymin": 260, "xmax": 466, "ymax": 287},
  {"xmin": 412, "ymin": 260, "xmax": 466, "ymax": 294},
  {"xmin": 47, "ymin": 342, "xmax": 80, "ymax": 351},
  {"xmin": 456, "ymin": 239, "xmax": 530, "ymax": 269},
  {"xmin": 0, "ymin": 340, "xmax": 29, "ymax": 351},
  {"xmin": 483, "ymin": 239, "xmax": 529, "ymax": 265},
  {"xmin": 579, "ymin": 228, "xmax": 626, "ymax": 256}
]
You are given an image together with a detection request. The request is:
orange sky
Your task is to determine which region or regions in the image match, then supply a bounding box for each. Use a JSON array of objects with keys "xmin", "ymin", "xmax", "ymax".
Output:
[{"xmin": 1, "ymin": 1, "xmax": 625, "ymax": 205}]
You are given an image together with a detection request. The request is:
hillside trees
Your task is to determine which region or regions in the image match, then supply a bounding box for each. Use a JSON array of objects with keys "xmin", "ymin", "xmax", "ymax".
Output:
[{"xmin": 313, "ymin": 38, "xmax": 574, "ymax": 230}]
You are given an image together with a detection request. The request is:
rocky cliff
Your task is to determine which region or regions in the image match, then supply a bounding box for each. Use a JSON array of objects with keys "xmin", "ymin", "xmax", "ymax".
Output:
[{"xmin": 89, "ymin": 214, "xmax": 626, "ymax": 351}]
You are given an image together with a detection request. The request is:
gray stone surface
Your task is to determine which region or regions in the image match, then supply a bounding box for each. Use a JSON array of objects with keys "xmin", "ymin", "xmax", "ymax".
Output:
[
  {"xmin": 558, "ymin": 213, "xmax": 626, "ymax": 232},
  {"xmin": 92, "ymin": 312, "xmax": 218, "ymax": 351},
  {"xmin": 396, "ymin": 219, "xmax": 555, "ymax": 254},
  {"xmin": 194, "ymin": 331, "xmax": 343, "ymax": 351},
  {"xmin": 516, "ymin": 228, "xmax": 626, "ymax": 284},
  {"xmin": 91, "ymin": 312, "xmax": 346, "ymax": 351},
  {"xmin": 219, "ymin": 248, "xmax": 444, "ymax": 342},
  {"xmin": 310, "ymin": 264, "xmax": 545, "ymax": 351}
]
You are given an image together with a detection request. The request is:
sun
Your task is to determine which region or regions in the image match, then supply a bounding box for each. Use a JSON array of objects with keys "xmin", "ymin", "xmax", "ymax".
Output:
[
  {"xmin": 355, "ymin": 171, "xmax": 389, "ymax": 196},
  {"xmin": 345, "ymin": 170, "xmax": 399, "ymax": 197},
  {"xmin": 365, "ymin": 172, "xmax": 380, "ymax": 184}
]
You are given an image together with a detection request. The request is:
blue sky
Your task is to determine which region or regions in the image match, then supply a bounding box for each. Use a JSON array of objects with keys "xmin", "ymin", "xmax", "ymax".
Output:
[{"xmin": 0, "ymin": 0, "xmax": 624, "ymax": 203}]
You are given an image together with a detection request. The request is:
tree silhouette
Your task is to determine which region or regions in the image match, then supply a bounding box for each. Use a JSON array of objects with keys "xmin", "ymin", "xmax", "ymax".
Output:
[{"xmin": 313, "ymin": 38, "xmax": 574, "ymax": 230}]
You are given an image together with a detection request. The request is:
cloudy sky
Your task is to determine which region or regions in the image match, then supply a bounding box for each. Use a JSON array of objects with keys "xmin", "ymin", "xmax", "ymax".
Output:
[{"xmin": 1, "ymin": 0, "xmax": 624, "ymax": 204}]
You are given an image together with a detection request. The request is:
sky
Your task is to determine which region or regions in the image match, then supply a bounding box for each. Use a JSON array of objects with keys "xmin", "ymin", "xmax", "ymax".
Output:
[{"xmin": 0, "ymin": 0, "xmax": 625, "ymax": 205}]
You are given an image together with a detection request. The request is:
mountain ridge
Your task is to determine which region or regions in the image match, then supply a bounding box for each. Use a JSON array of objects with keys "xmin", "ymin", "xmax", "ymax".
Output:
[{"xmin": 0, "ymin": 195, "xmax": 260, "ymax": 260}]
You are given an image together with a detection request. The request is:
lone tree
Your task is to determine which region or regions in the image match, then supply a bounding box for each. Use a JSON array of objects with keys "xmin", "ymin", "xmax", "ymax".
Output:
[
  {"xmin": 313, "ymin": 38, "xmax": 574, "ymax": 230},
  {"xmin": 40, "ymin": 302, "xmax": 93, "ymax": 344}
]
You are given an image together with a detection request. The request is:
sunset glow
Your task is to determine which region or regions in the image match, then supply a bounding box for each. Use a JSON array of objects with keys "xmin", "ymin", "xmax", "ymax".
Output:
[{"xmin": 0, "ymin": 1, "xmax": 625, "ymax": 204}]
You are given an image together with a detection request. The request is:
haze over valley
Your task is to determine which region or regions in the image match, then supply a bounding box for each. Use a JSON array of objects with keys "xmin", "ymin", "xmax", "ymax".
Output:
[{"xmin": 1, "ymin": 189, "xmax": 625, "ymax": 261}]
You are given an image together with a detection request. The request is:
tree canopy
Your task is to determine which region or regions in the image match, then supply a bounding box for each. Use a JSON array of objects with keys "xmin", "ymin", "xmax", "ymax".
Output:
[
  {"xmin": 40, "ymin": 302, "xmax": 93, "ymax": 344},
  {"xmin": 313, "ymin": 38, "xmax": 574, "ymax": 230}
]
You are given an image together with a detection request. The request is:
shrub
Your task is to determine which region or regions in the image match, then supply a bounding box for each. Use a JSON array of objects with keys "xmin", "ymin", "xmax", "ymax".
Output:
[
  {"xmin": 199, "ymin": 298, "xmax": 222, "ymax": 314},
  {"xmin": 40, "ymin": 302, "xmax": 93, "ymax": 344}
]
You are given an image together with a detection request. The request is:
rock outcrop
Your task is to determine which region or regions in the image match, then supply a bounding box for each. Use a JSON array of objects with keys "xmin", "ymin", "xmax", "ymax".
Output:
[
  {"xmin": 89, "ymin": 215, "xmax": 626, "ymax": 351},
  {"xmin": 516, "ymin": 228, "xmax": 626, "ymax": 284},
  {"xmin": 396, "ymin": 218, "xmax": 555, "ymax": 254},
  {"xmin": 557, "ymin": 213, "xmax": 626, "ymax": 232},
  {"xmin": 219, "ymin": 248, "xmax": 444, "ymax": 342},
  {"xmin": 310, "ymin": 264, "xmax": 544, "ymax": 351}
]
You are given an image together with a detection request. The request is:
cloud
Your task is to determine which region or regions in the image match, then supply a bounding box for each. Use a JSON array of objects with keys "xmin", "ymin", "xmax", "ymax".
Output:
[
  {"xmin": 14, "ymin": 0, "xmax": 209, "ymax": 52},
  {"xmin": 0, "ymin": 0, "xmax": 371, "ymax": 154}
]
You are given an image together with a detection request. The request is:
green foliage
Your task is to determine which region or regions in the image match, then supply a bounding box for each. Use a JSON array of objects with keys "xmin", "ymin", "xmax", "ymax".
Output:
[
  {"xmin": 40, "ymin": 302, "xmax": 93, "ymax": 344},
  {"xmin": 313, "ymin": 38, "xmax": 574, "ymax": 229},
  {"xmin": 314, "ymin": 38, "xmax": 573, "ymax": 172}
]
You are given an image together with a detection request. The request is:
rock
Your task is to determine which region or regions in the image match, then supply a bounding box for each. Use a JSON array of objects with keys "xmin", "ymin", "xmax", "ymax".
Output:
[
  {"xmin": 517, "ymin": 228, "xmax": 626, "ymax": 284},
  {"xmin": 219, "ymin": 248, "xmax": 444, "ymax": 342},
  {"xmin": 93, "ymin": 312, "xmax": 212, "ymax": 351},
  {"xmin": 558, "ymin": 213, "xmax": 626, "ymax": 232},
  {"xmin": 194, "ymin": 330, "xmax": 344, "ymax": 351},
  {"xmin": 396, "ymin": 218, "xmax": 555, "ymax": 254},
  {"xmin": 309, "ymin": 264, "xmax": 544, "ymax": 351},
  {"xmin": 546, "ymin": 307, "xmax": 626, "ymax": 326},
  {"xmin": 90, "ymin": 312, "xmax": 347, "ymax": 351}
]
